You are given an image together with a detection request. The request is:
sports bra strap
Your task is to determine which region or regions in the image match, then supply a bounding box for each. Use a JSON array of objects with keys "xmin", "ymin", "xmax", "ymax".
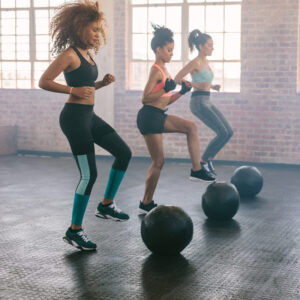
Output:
[
  {"xmin": 71, "ymin": 46, "xmax": 84, "ymax": 59},
  {"xmin": 152, "ymin": 64, "xmax": 167, "ymax": 80}
]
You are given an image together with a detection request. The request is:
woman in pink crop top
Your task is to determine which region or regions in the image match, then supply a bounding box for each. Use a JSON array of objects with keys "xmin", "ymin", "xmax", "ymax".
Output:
[{"xmin": 137, "ymin": 25, "xmax": 215, "ymax": 214}]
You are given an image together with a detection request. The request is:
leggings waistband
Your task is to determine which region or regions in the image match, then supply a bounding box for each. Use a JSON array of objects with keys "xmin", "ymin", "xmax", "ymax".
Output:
[{"xmin": 191, "ymin": 90, "xmax": 210, "ymax": 97}]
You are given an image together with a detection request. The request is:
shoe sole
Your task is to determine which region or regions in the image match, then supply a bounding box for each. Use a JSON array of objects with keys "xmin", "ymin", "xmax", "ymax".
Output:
[
  {"xmin": 95, "ymin": 210, "xmax": 129, "ymax": 222},
  {"xmin": 63, "ymin": 236, "xmax": 96, "ymax": 251},
  {"xmin": 138, "ymin": 207, "xmax": 158, "ymax": 214},
  {"xmin": 138, "ymin": 208, "xmax": 148, "ymax": 214},
  {"xmin": 189, "ymin": 176, "xmax": 216, "ymax": 182}
]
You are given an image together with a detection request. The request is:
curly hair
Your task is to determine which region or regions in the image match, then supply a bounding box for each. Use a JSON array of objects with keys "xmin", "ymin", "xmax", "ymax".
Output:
[
  {"xmin": 150, "ymin": 24, "xmax": 174, "ymax": 53},
  {"xmin": 50, "ymin": 0, "xmax": 106, "ymax": 56}
]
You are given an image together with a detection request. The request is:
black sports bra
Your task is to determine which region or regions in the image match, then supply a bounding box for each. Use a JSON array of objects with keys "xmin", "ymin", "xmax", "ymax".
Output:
[{"xmin": 64, "ymin": 46, "xmax": 98, "ymax": 87}]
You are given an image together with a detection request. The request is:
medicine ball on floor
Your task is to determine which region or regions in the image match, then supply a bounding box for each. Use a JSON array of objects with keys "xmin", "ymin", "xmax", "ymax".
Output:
[
  {"xmin": 231, "ymin": 166, "xmax": 263, "ymax": 198},
  {"xmin": 141, "ymin": 205, "xmax": 193, "ymax": 256},
  {"xmin": 202, "ymin": 182, "xmax": 240, "ymax": 221}
]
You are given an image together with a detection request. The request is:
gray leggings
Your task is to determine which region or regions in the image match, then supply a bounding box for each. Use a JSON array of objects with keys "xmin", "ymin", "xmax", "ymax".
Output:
[{"xmin": 190, "ymin": 95, "xmax": 233, "ymax": 161}]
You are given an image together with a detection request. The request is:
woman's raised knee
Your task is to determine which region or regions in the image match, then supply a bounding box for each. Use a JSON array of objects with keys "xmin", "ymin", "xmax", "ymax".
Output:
[{"xmin": 187, "ymin": 121, "xmax": 198, "ymax": 135}]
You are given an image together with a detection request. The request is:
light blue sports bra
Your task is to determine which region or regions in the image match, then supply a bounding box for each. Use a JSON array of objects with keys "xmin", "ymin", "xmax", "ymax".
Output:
[{"xmin": 191, "ymin": 67, "xmax": 214, "ymax": 83}]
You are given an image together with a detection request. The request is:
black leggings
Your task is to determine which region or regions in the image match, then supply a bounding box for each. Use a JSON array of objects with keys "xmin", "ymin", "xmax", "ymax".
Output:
[{"xmin": 59, "ymin": 103, "xmax": 131, "ymax": 195}]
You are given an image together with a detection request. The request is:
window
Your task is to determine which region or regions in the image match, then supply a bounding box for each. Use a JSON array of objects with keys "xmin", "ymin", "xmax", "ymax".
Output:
[
  {"xmin": 129, "ymin": 0, "xmax": 242, "ymax": 92},
  {"xmin": 0, "ymin": 0, "xmax": 71, "ymax": 89}
]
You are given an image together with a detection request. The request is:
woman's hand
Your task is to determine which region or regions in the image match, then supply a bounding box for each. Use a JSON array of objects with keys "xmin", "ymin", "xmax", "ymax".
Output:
[
  {"xmin": 70, "ymin": 86, "xmax": 94, "ymax": 99},
  {"xmin": 163, "ymin": 78, "xmax": 177, "ymax": 92},
  {"xmin": 212, "ymin": 84, "xmax": 221, "ymax": 92},
  {"xmin": 102, "ymin": 74, "xmax": 115, "ymax": 86},
  {"xmin": 179, "ymin": 80, "xmax": 192, "ymax": 95}
]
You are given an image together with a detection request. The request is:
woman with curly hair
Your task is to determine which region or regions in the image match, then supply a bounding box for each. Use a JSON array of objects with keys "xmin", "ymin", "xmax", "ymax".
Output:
[
  {"xmin": 136, "ymin": 25, "xmax": 215, "ymax": 214},
  {"xmin": 39, "ymin": 0, "xmax": 131, "ymax": 251}
]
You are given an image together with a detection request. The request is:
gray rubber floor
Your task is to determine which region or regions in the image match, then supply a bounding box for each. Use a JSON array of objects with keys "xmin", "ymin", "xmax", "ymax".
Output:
[{"xmin": 0, "ymin": 154, "xmax": 300, "ymax": 300}]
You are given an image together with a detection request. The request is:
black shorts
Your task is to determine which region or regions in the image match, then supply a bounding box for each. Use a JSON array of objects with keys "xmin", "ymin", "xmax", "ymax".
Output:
[{"xmin": 137, "ymin": 105, "xmax": 168, "ymax": 135}]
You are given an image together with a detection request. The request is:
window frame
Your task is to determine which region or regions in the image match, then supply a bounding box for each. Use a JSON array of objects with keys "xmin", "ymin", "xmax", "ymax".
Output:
[
  {"xmin": 0, "ymin": 0, "xmax": 68, "ymax": 89},
  {"xmin": 128, "ymin": 0, "xmax": 242, "ymax": 92}
]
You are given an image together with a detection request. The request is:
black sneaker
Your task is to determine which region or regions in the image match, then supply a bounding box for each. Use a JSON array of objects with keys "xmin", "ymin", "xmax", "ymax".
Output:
[
  {"xmin": 139, "ymin": 200, "xmax": 158, "ymax": 214},
  {"xmin": 63, "ymin": 228, "xmax": 97, "ymax": 251},
  {"xmin": 207, "ymin": 160, "xmax": 217, "ymax": 176},
  {"xmin": 95, "ymin": 202, "xmax": 129, "ymax": 221},
  {"xmin": 189, "ymin": 168, "xmax": 215, "ymax": 182},
  {"xmin": 200, "ymin": 161, "xmax": 216, "ymax": 177}
]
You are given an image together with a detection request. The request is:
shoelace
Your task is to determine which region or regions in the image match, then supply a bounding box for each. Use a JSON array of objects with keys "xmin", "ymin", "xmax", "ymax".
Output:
[
  {"xmin": 109, "ymin": 203, "xmax": 121, "ymax": 213},
  {"xmin": 202, "ymin": 163, "xmax": 210, "ymax": 173},
  {"xmin": 208, "ymin": 161, "xmax": 215, "ymax": 172},
  {"xmin": 77, "ymin": 231, "xmax": 90, "ymax": 243}
]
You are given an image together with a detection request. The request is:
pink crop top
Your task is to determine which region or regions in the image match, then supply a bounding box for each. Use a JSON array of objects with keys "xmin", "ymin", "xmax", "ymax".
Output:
[{"xmin": 151, "ymin": 64, "xmax": 173, "ymax": 97}]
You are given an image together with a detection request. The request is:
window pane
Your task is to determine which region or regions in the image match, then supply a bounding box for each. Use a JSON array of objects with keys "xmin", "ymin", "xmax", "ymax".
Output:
[
  {"xmin": 224, "ymin": 33, "xmax": 240, "ymax": 60},
  {"xmin": 17, "ymin": 80, "xmax": 31, "ymax": 88},
  {"xmin": 17, "ymin": 11, "xmax": 30, "ymax": 35},
  {"xmin": 2, "ymin": 62, "xmax": 17, "ymax": 79},
  {"xmin": 34, "ymin": 0, "xmax": 49, "ymax": 7},
  {"xmin": 166, "ymin": 6, "xmax": 181, "ymax": 33},
  {"xmin": 148, "ymin": 7, "xmax": 165, "ymax": 32},
  {"xmin": 206, "ymin": 5, "xmax": 223, "ymax": 32},
  {"xmin": 209, "ymin": 33, "xmax": 223, "ymax": 60},
  {"xmin": 148, "ymin": 34, "xmax": 155, "ymax": 60},
  {"xmin": 189, "ymin": 6, "xmax": 204, "ymax": 33},
  {"xmin": 224, "ymin": 62, "xmax": 240, "ymax": 92},
  {"xmin": 131, "ymin": 62, "xmax": 148, "ymax": 90},
  {"xmin": 131, "ymin": 0, "xmax": 147, "ymax": 4},
  {"xmin": 210, "ymin": 62, "xmax": 223, "ymax": 91},
  {"xmin": 35, "ymin": 10, "xmax": 49, "ymax": 34},
  {"xmin": 173, "ymin": 34, "xmax": 181, "ymax": 60},
  {"xmin": 3, "ymin": 80, "xmax": 17, "ymax": 88},
  {"xmin": 1, "ymin": 12, "xmax": 16, "ymax": 35},
  {"xmin": 17, "ymin": 36, "xmax": 30, "ymax": 60},
  {"xmin": 166, "ymin": 0, "xmax": 183, "ymax": 3},
  {"xmin": 225, "ymin": 5, "xmax": 241, "ymax": 32},
  {"xmin": 206, "ymin": 0, "xmax": 223, "ymax": 2},
  {"xmin": 1, "ymin": 0, "xmax": 15, "ymax": 8},
  {"xmin": 34, "ymin": 62, "xmax": 49, "ymax": 87},
  {"xmin": 168, "ymin": 61, "xmax": 183, "ymax": 79},
  {"xmin": 16, "ymin": 0, "xmax": 30, "ymax": 8},
  {"xmin": 149, "ymin": 0, "xmax": 165, "ymax": 3},
  {"xmin": 132, "ymin": 7, "xmax": 147, "ymax": 33},
  {"xmin": 187, "ymin": 0, "xmax": 204, "ymax": 2},
  {"xmin": 36, "ymin": 35, "xmax": 50, "ymax": 60},
  {"xmin": 132, "ymin": 34, "xmax": 147, "ymax": 59},
  {"xmin": 17, "ymin": 62, "xmax": 31, "ymax": 80},
  {"xmin": 50, "ymin": 0, "xmax": 67, "ymax": 6},
  {"xmin": 2, "ymin": 36, "xmax": 16, "ymax": 60}
]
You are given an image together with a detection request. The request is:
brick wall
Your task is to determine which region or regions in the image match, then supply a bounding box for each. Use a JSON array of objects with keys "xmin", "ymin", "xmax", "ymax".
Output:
[
  {"xmin": 114, "ymin": 0, "xmax": 300, "ymax": 164},
  {"xmin": 0, "ymin": 0, "xmax": 299, "ymax": 164}
]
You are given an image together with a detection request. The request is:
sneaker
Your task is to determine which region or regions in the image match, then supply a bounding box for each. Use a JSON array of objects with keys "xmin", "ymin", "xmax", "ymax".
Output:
[
  {"xmin": 139, "ymin": 200, "xmax": 158, "ymax": 214},
  {"xmin": 95, "ymin": 202, "xmax": 129, "ymax": 221},
  {"xmin": 200, "ymin": 161, "xmax": 216, "ymax": 178},
  {"xmin": 63, "ymin": 228, "xmax": 97, "ymax": 251},
  {"xmin": 189, "ymin": 168, "xmax": 215, "ymax": 182},
  {"xmin": 207, "ymin": 160, "xmax": 217, "ymax": 176}
]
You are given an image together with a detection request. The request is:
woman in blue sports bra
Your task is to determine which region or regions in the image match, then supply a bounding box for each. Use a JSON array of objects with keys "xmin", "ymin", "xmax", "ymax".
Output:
[{"xmin": 175, "ymin": 29, "xmax": 233, "ymax": 176}]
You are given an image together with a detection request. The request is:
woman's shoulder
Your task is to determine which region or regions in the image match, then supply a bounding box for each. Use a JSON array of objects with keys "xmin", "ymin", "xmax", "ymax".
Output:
[
  {"xmin": 189, "ymin": 58, "xmax": 202, "ymax": 74},
  {"xmin": 149, "ymin": 64, "xmax": 164, "ymax": 79}
]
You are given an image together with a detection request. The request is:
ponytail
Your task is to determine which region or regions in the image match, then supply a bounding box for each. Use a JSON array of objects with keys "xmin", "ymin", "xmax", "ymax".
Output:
[{"xmin": 188, "ymin": 29, "xmax": 212, "ymax": 53}]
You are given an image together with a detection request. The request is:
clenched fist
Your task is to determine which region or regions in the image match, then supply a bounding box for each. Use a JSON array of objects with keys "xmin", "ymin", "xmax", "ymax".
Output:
[{"xmin": 102, "ymin": 74, "xmax": 115, "ymax": 86}]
